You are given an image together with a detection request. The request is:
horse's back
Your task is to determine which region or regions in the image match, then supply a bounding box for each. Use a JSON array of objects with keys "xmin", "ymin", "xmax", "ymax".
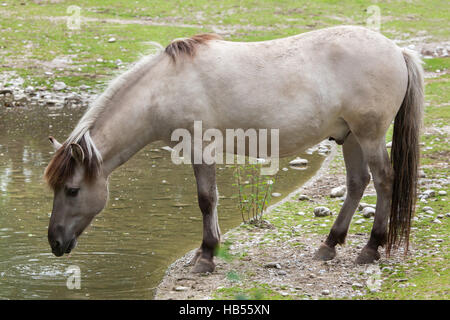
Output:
[{"xmin": 168, "ymin": 26, "xmax": 408, "ymax": 153}]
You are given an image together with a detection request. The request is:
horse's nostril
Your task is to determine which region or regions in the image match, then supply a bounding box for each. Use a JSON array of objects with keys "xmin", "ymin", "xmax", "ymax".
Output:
[{"xmin": 53, "ymin": 239, "xmax": 61, "ymax": 249}]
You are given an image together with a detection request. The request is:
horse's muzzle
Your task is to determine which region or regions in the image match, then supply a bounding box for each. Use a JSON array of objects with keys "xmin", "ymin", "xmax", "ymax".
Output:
[{"xmin": 49, "ymin": 234, "xmax": 77, "ymax": 257}]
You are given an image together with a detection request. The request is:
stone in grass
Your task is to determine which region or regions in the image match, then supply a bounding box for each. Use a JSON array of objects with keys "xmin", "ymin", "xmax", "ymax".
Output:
[
  {"xmin": 264, "ymin": 262, "xmax": 281, "ymax": 269},
  {"xmin": 422, "ymin": 190, "xmax": 435, "ymax": 198},
  {"xmin": 298, "ymin": 194, "xmax": 310, "ymax": 201},
  {"xmin": 314, "ymin": 206, "xmax": 331, "ymax": 217},
  {"xmin": 432, "ymin": 219, "xmax": 442, "ymax": 224},
  {"xmin": 362, "ymin": 207, "xmax": 376, "ymax": 218},
  {"xmin": 53, "ymin": 81, "xmax": 67, "ymax": 91},
  {"xmin": 358, "ymin": 202, "xmax": 375, "ymax": 211},
  {"xmin": 330, "ymin": 185, "xmax": 346, "ymax": 198},
  {"xmin": 438, "ymin": 190, "xmax": 447, "ymax": 196}
]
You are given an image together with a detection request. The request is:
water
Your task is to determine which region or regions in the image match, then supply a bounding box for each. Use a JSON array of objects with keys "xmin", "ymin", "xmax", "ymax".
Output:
[{"xmin": 0, "ymin": 106, "xmax": 324, "ymax": 299}]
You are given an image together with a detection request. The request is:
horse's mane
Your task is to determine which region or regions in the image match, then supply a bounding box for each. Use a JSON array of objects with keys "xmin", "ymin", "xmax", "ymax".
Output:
[
  {"xmin": 45, "ymin": 49, "xmax": 165, "ymax": 189},
  {"xmin": 165, "ymin": 33, "xmax": 221, "ymax": 62},
  {"xmin": 45, "ymin": 33, "xmax": 220, "ymax": 189}
]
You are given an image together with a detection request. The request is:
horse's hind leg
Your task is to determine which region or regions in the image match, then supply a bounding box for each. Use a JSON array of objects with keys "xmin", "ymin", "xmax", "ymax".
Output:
[
  {"xmin": 355, "ymin": 137, "xmax": 393, "ymax": 264},
  {"xmin": 191, "ymin": 163, "xmax": 221, "ymax": 273},
  {"xmin": 315, "ymin": 133, "xmax": 370, "ymax": 260}
]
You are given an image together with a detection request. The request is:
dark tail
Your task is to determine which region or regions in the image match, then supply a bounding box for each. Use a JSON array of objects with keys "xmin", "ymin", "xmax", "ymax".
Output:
[{"xmin": 387, "ymin": 49, "xmax": 424, "ymax": 255}]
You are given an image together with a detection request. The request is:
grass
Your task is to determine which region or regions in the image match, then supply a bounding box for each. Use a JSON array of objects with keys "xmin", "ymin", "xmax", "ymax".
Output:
[{"xmin": 0, "ymin": 0, "xmax": 449, "ymax": 89}]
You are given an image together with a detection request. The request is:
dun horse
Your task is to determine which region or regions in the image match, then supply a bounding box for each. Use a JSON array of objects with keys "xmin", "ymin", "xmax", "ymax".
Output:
[{"xmin": 45, "ymin": 26, "xmax": 423, "ymax": 272}]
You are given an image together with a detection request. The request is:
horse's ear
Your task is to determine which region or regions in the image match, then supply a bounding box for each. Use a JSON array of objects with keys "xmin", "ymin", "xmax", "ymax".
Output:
[
  {"xmin": 70, "ymin": 143, "xmax": 85, "ymax": 163},
  {"xmin": 48, "ymin": 136, "xmax": 62, "ymax": 151}
]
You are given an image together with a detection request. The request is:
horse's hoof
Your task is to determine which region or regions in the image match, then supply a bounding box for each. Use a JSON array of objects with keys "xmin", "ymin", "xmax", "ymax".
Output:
[
  {"xmin": 192, "ymin": 258, "xmax": 215, "ymax": 273},
  {"xmin": 355, "ymin": 246, "xmax": 380, "ymax": 264},
  {"xmin": 313, "ymin": 243, "xmax": 336, "ymax": 261}
]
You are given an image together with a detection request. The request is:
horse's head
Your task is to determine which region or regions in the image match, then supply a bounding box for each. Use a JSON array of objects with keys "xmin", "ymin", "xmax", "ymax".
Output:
[{"xmin": 45, "ymin": 135, "xmax": 108, "ymax": 256}]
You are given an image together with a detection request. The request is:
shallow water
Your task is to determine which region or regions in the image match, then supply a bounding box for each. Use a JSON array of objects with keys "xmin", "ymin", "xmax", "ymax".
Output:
[{"xmin": 0, "ymin": 106, "xmax": 324, "ymax": 299}]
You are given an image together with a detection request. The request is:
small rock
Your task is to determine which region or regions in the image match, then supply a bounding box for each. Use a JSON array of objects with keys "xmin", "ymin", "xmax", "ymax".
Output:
[
  {"xmin": 432, "ymin": 219, "xmax": 442, "ymax": 224},
  {"xmin": 419, "ymin": 170, "xmax": 426, "ymax": 178},
  {"xmin": 314, "ymin": 206, "xmax": 331, "ymax": 217},
  {"xmin": 174, "ymin": 286, "xmax": 189, "ymax": 292},
  {"xmin": 14, "ymin": 94, "xmax": 28, "ymax": 106},
  {"xmin": 362, "ymin": 207, "xmax": 376, "ymax": 218},
  {"xmin": 272, "ymin": 192, "xmax": 282, "ymax": 197},
  {"xmin": 53, "ymin": 81, "xmax": 67, "ymax": 91},
  {"xmin": 321, "ymin": 289, "xmax": 330, "ymax": 296},
  {"xmin": 436, "ymin": 214, "xmax": 444, "ymax": 219},
  {"xmin": 422, "ymin": 190, "xmax": 435, "ymax": 198},
  {"xmin": 330, "ymin": 185, "xmax": 346, "ymax": 198},
  {"xmin": 108, "ymin": 37, "xmax": 116, "ymax": 43},
  {"xmin": 298, "ymin": 194, "xmax": 310, "ymax": 201},
  {"xmin": 24, "ymin": 86, "xmax": 35, "ymax": 94},
  {"xmin": 422, "ymin": 206, "xmax": 433, "ymax": 212},
  {"xmin": 358, "ymin": 202, "xmax": 375, "ymax": 211},
  {"xmin": 438, "ymin": 190, "xmax": 447, "ymax": 196},
  {"xmin": 277, "ymin": 270, "xmax": 287, "ymax": 276},
  {"xmin": 352, "ymin": 282, "xmax": 364, "ymax": 288},
  {"xmin": 264, "ymin": 262, "xmax": 281, "ymax": 269},
  {"xmin": 386, "ymin": 141, "xmax": 392, "ymax": 148},
  {"xmin": 289, "ymin": 157, "xmax": 308, "ymax": 166}
]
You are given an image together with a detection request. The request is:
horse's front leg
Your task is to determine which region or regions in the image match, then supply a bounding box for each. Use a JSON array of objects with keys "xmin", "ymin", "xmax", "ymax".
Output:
[{"xmin": 190, "ymin": 163, "xmax": 220, "ymax": 273}]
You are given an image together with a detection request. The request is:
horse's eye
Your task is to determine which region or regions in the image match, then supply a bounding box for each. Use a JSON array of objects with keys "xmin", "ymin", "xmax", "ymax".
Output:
[{"xmin": 66, "ymin": 187, "xmax": 80, "ymax": 197}]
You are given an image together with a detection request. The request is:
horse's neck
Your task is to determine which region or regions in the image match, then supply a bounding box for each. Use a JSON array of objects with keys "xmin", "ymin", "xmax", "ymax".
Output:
[{"xmin": 89, "ymin": 59, "xmax": 168, "ymax": 175}]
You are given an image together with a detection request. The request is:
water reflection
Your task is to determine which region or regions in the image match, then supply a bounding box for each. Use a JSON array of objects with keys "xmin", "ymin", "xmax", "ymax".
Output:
[{"xmin": 0, "ymin": 106, "xmax": 324, "ymax": 299}]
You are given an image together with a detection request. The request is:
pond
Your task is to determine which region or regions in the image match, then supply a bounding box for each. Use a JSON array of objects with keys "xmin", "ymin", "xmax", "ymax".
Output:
[{"xmin": 0, "ymin": 106, "xmax": 325, "ymax": 299}]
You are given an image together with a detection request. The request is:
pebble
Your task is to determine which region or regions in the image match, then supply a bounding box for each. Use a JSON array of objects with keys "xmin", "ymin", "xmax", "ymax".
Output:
[
  {"xmin": 362, "ymin": 207, "xmax": 376, "ymax": 218},
  {"xmin": 289, "ymin": 157, "xmax": 308, "ymax": 166},
  {"xmin": 272, "ymin": 192, "xmax": 282, "ymax": 197},
  {"xmin": 330, "ymin": 185, "xmax": 346, "ymax": 198},
  {"xmin": 108, "ymin": 37, "xmax": 116, "ymax": 43},
  {"xmin": 298, "ymin": 194, "xmax": 310, "ymax": 201},
  {"xmin": 53, "ymin": 81, "xmax": 67, "ymax": 91},
  {"xmin": 314, "ymin": 206, "xmax": 331, "ymax": 217},
  {"xmin": 277, "ymin": 270, "xmax": 287, "ymax": 276},
  {"xmin": 264, "ymin": 262, "xmax": 281, "ymax": 269},
  {"xmin": 174, "ymin": 286, "xmax": 189, "ymax": 292},
  {"xmin": 432, "ymin": 219, "xmax": 442, "ymax": 224},
  {"xmin": 438, "ymin": 190, "xmax": 447, "ymax": 196},
  {"xmin": 321, "ymin": 289, "xmax": 330, "ymax": 296}
]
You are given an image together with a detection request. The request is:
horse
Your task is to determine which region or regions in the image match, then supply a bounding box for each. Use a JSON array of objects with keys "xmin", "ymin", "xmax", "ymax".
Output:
[{"xmin": 44, "ymin": 26, "xmax": 423, "ymax": 273}]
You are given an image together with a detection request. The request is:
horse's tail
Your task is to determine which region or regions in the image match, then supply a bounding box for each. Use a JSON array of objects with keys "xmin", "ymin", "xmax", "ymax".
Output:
[{"xmin": 387, "ymin": 48, "xmax": 424, "ymax": 255}]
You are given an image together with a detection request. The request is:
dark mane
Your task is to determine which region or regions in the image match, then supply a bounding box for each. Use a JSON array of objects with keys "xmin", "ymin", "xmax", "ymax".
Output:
[
  {"xmin": 165, "ymin": 33, "xmax": 222, "ymax": 62},
  {"xmin": 44, "ymin": 135, "xmax": 101, "ymax": 190}
]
